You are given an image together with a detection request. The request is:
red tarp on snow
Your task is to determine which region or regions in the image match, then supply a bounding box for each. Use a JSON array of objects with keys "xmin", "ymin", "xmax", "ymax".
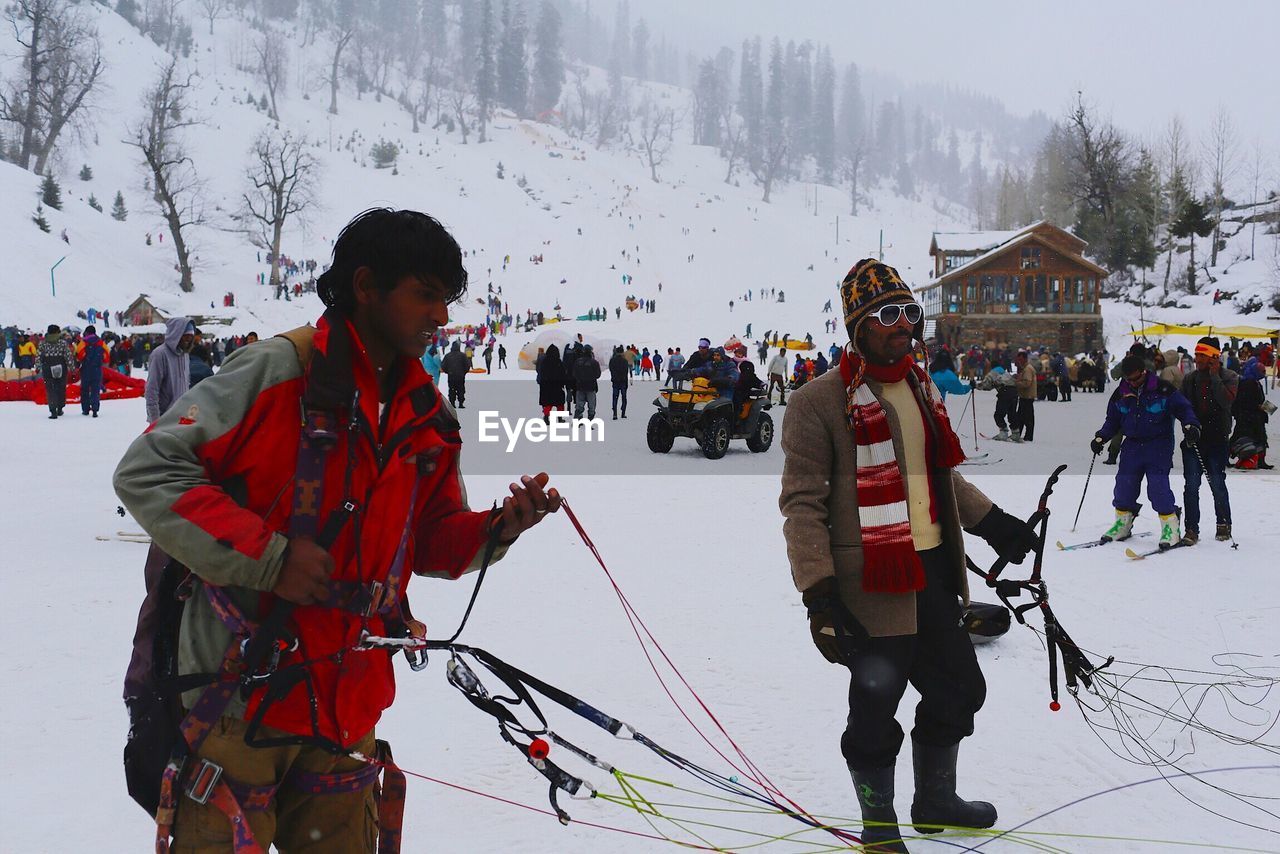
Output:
[{"xmin": 0, "ymin": 367, "xmax": 146, "ymax": 404}]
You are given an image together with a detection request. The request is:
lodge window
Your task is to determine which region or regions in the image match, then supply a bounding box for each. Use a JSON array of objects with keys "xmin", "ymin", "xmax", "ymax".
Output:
[
  {"xmin": 1020, "ymin": 246, "xmax": 1041, "ymax": 270},
  {"xmin": 980, "ymin": 275, "xmax": 994, "ymax": 305},
  {"xmin": 1030, "ymin": 274, "xmax": 1048, "ymax": 311},
  {"xmin": 944, "ymin": 254, "xmax": 966, "ymax": 271},
  {"xmin": 966, "ymin": 276, "xmax": 977, "ymax": 304},
  {"xmin": 1008, "ymin": 275, "xmax": 1021, "ymax": 312}
]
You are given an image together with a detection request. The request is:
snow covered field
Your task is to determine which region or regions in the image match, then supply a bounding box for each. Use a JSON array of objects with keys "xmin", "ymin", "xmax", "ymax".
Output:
[{"xmin": 2, "ymin": 380, "xmax": 1277, "ymax": 853}]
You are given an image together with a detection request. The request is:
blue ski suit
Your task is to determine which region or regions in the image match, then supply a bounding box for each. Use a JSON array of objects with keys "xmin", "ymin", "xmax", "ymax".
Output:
[{"xmin": 1095, "ymin": 372, "xmax": 1199, "ymax": 515}]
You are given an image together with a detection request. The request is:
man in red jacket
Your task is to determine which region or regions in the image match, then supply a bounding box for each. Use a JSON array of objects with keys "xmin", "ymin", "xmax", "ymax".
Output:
[{"xmin": 115, "ymin": 208, "xmax": 560, "ymax": 852}]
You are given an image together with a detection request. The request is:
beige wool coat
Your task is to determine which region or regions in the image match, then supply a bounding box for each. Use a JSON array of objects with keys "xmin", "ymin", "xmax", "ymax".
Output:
[{"xmin": 779, "ymin": 368, "xmax": 994, "ymax": 637}]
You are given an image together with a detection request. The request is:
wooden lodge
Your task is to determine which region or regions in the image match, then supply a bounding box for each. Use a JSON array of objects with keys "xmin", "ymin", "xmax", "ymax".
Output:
[{"xmin": 916, "ymin": 221, "xmax": 1108, "ymax": 353}]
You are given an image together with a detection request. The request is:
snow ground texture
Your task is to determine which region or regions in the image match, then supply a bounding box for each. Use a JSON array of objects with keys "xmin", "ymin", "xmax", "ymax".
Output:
[{"xmin": 2, "ymin": 384, "xmax": 1277, "ymax": 853}]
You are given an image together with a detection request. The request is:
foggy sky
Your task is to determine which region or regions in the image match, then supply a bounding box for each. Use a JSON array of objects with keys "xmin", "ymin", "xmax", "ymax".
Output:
[{"xmin": 632, "ymin": 0, "xmax": 1278, "ymax": 174}]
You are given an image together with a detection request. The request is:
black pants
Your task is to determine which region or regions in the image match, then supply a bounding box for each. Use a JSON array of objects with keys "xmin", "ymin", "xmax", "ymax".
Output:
[
  {"xmin": 1011, "ymin": 398, "xmax": 1035, "ymax": 441},
  {"xmin": 993, "ymin": 390, "xmax": 1016, "ymax": 431},
  {"xmin": 612, "ymin": 385, "xmax": 628, "ymax": 416},
  {"xmin": 1057, "ymin": 376, "xmax": 1072, "ymax": 401},
  {"xmin": 841, "ymin": 547, "xmax": 986, "ymax": 772},
  {"xmin": 45, "ymin": 377, "xmax": 67, "ymax": 415},
  {"xmin": 448, "ymin": 376, "xmax": 466, "ymax": 407}
]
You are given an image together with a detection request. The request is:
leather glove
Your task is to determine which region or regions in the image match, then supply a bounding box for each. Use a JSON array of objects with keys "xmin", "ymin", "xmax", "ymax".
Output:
[
  {"xmin": 1182, "ymin": 424, "xmax": 1201, "ymax": 449},
  {"xmin": 967, "ymin": 506, "xmax": 1039, "ymax": 565},
  {"xmin": 801, "ymin": 577, "xmax": 869, "ymax": 665},
  {"xmin": 1090, "ymin": 435, "xmax": 1106, "ymax": 455}
]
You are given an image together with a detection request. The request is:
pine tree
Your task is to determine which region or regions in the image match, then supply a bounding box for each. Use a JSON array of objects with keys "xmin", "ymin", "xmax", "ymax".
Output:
[
  {"xmin": 693, "ymin": 59, "xmax": 722, "ymax": 147},
  {"xmin": 476, "ymin": 0, "xmax": 497, "ymax": 141},
  {"xmin": 531, "ymin": 1, "xmax": 564, "ymax": 117},
  {"xmin": 497, "ymin": 0, "xmax": 529, "ymax": 116},
  {"xmin": 812, "ymin": 47, "xmax": 836, "ymax": 183},
  {"xmin": 631, "ymin": 17, "xmax": 649, "ymax": 81},
  {"xmin": 836, "ymin": 63, "xmax": 865, "ymax": 159},
  {"xmin": 88, "ymin": 193, "xmax": 102, "ymax": 212},
  {"xmin": 1169, "ymin": 195, "xmax": 1214, "ymax": 293},
  {"xmin": 79, "ymin": 164, "xmax": 94, "ymax": 181},
  {"xmin": 33, "ymin": 204, "xmax": 50, "ymax": 232},
  {"xmin": 111, "ymin": 190, "xmax": 128, "ymax": 221},
  {"xmin": 41, "ymin": 173, "xmax": 62, "ymax": 209},
  {"xmin": 738, "ymin": 38, "xmax": 763, "ymax": 171}
]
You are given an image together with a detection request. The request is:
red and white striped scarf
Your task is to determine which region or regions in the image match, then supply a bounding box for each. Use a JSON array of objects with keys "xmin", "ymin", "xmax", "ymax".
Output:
[{"xmin": 840, "ymin": 350, "xmax": 966, "ymax": 593}]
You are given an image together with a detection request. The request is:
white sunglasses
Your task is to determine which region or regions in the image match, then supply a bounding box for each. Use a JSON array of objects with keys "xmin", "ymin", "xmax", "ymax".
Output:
[{"xmin": 870, "ymin": 303, "xmax": 923, "ymax": 326}]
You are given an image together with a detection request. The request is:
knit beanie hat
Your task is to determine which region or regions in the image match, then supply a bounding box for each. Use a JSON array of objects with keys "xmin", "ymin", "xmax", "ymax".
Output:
[
  {"xmin": 839, "ymin": 259, "xmax": 919, "ymax": 350},
  {"xmin": 1194, "ymin": 336, "xmax": 1222, "ymax": 358}
]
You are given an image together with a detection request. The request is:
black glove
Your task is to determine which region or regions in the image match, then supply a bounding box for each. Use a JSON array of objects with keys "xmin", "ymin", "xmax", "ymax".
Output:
[
  {"xmin": 1182, "ymin": 424, "xmax": 1201, "ymax": 449},
  {"xmin": 967, "ymin": 506, "xmax": 1039, "ymax": 565},
  {"xmin": 1090, "ymin": 435, "xmax": 1106, "ymax": 456},
  {"xmin": 801, "ymin": 577, "xmax": 869, "ymax": 665}
]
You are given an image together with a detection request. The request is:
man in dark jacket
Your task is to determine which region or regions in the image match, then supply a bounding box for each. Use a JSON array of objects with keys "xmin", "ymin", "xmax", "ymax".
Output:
[
  {"xmin": 572, "ymin": 344, "xmax": 601, "ymax": 419},
  {"xmin": 76, "ymin": 324, "xmax": 110, "ymax": 417},
  {"xmin": 1090, "ymin": 354, "xmax": 1200, "ymax": 548},
  {"xmin": 144, "ymin": 316, "xmax": 194, "ymax": 422},
  {"xmin": 1180, "ymin": 337, "xmax": 1237, "ymax": 543},
  {"xmin": 440, "ymin": 340, "xmax": 470, "ymax": 407},
  {"xmin": 609, "ymin": 345, "xmax": 631, "ymax": 419},
  {"xmin": 35, "ymin": 324, "xmax": 74, "ymax": 418}
]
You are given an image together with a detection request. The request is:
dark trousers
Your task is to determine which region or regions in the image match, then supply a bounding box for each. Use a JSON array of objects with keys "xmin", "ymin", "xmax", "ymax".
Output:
[
  {"xmin": 840, "ymin": 547, "xmax": 986, "ymax": 772},
  {"xmin": 1114, "ymin": 438, "xmax": 1176, "ymax": 515},
  {"xmin": 1057, "ymin": 375, "xmax": 1072, "ymax": 401},
  {"xmin": 1011, "ymin": 398, "xmax": 1035, "ymax": 441},
  {"xmin": 45, "ymin": 377, "xmax": 67, "ymax": 414},
  {"xmin": 447, "ymin": 375, "xmax": 466, "ymax": 407},
  {"xmin": 993, "ymin": 389, "xmax": 1016, "ymax": 430},
  {"xmin": 1183, "ymin": 441, "xmax": 1231, "ymax": 530},
  {"xmin": 612, "ymin": 385, "xmax": 628, "ymax": 416},
  {"xmin": 81, "ymin": 367, "xmax": 102, "ymax": 414}
]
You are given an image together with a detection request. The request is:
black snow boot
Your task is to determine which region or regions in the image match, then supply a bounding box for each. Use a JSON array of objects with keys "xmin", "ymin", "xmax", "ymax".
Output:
[
  {"xmin": 909, "ymin": 740, "xmax": 996, "ymax": 834},
  {"xmin": 849, "ymin": 765, "xmax": 909, "ymax": 852}
]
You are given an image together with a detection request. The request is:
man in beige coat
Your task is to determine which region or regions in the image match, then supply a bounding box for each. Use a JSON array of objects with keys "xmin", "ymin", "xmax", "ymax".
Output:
[{"xmin": 780, "ymin": 259, "xmax": 1036, "ymax": 852}]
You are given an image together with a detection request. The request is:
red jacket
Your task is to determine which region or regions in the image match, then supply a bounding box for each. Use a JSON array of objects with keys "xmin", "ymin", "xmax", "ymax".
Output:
[{"xmin": 115, "ymin": 313, "xmax": 503, "ymax": 746}]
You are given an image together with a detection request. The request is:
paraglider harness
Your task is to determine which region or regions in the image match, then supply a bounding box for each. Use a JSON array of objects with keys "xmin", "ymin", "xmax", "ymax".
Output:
[
  {"xmin": 965, "ymin": 464, "xmax": 1113, "ymax": 710},
  {"xmin": 124, "ymin": 378, "xmax": 463, "ymax": 854}
]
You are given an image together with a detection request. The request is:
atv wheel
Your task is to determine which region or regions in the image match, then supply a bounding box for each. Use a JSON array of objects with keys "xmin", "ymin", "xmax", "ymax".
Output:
[
  {"xmin": 700, "ymin": 417, "xmax": 731, "ymax": 460},
  {"xmin": 646, "ymin": 413, "xmax": 675, "ymax": 453},
  {"xmin": 746, "ymin": 412, "xmax": 774, "ymax": 453}
]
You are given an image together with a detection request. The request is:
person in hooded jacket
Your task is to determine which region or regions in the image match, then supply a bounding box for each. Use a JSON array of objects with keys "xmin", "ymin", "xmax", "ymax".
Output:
[
  {"xmin": 928, "ymin": 352, "xmax": 971, "ymax": 402},
  {"xmin": 1231, "ymin": 357, "xmax": 1271, "ymax": 469},
  {"xmin": 76, "ymin": 324, "xmax": 111, "ymax": 417},
  {"xmin": 440, "ymin": 340, "xmax": 470, "ymax": 407},
  {"xmin": 421, "ymin": 345, "xmax": 442, "ymax": 385},
  {"xmin": 537, "ymin": 344, "xmax": 566, "ymax": 421},
  {"xmin": 572, "ymin": 344, "xmax": 601, "ymax": 419},
  {"xmin": 1179, "ymin": 337, "xmax": 1238, "ymax": 542},
  {"xmin": 35, "ymin": 324, "xmax": 75, "ymax": 418},
  {"xmin": 145, "ymin": 317, "xmax": 195, "ymax": 423},
  {"xmin": 562, "ymin": 343, "xmax": 579, "ymax": 406},
  {"xmin": 609, "ymin": 345, "xmax": 631, "ymax": 419}
]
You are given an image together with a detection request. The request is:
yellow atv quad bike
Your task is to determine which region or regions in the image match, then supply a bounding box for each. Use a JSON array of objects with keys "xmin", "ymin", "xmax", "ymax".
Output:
[{"xmin": 647, "ymin": 370, "xmax": 774, "ymax": 459}]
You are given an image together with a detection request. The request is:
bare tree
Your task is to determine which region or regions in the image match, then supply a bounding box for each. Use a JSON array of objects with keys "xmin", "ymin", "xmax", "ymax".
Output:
[
  {"xmin": 842, "ymin": 136, "xmax": 867, "ymax": 215},
  {"xmin": 196, "ymin": 0, "xmax": 227, "ymax": 35},
  {"xmin": 1246, "ymin": 138, "xmax": 1269, "ymax": 260},
  {"xmin": 127, "ymin": 60, "xmax": 205, "ymax": 292},
  {"xmin": 634, "ymin": 101, "xmax": 678, "ymax": 183},
  {"xmin": 758, "ymin": 135, "xmax": 788, "ymax": 203},
  {"xmin": 720, "ymin": 112, "xmax": 746, "ymax": 185},
  {"xmin": 254, "ymin": 30, "xmax": 287, "ymax": 121},
  {"xmin": 1063, "ymin": 93, "xmax": 1130, "ymax": 231},
  {"xmin": 1202, "ymin": 106, "xmax": 1240, "ymax": 268},
  {"xmin": 1, "ymin": 0, "xmax": 105, "ymax": 173},
  {"xmin": 240, "ymin": 129, "xmax": 321, "ymax": 289},
  {"xmin": 446, "ymin": 88, "xmax": 474, "ymax": 144},
  {"xmin": 327, "ymin": 26, "xmax": 354, "ymax": 115},
  {"xmin": 1161, "ymin": 116, "xmax": 1197, "ymax": 293}
]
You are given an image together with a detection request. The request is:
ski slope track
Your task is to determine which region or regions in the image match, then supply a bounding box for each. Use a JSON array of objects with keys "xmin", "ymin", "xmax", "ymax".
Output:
[{"xmin": 3, "ymin": 5, "xmax": 1279, "ymax": 853}]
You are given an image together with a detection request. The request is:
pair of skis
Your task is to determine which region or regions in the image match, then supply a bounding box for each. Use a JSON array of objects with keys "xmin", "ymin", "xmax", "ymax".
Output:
[
  {"xmin": 97, "ymin": 531, "xmax": 150, "ymax": 544},
  {"xmin": 959, "ymin": 452, "xmax": 1003, "ymax": 466},
  {"xmin": 1055, "ymin": 531, "xmax": 1196, "ymax": 559}
]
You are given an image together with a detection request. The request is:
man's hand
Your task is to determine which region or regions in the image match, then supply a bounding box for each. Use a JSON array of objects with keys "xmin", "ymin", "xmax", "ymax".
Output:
[
  {"xmin": 1090, "ymin": 435, "xmax": 1106, "ymax": 456},
  {"xmin": 272, "ymin": 536, "xmax": 335, "ymax": 605},
  {"xmin": 968, "ymin": 506, "xmax": 1039, "ymax": 565},
  {"xmin": 801, "ymin": 577, "xmax": 868, "ymax": 665},
  {"xmin": 494, "ymin": 472, "xmax": 562, "ymax": 544},
  {"xmin": 1182, "ymin": 423, "xmax": 1201, "ymax": 450}
]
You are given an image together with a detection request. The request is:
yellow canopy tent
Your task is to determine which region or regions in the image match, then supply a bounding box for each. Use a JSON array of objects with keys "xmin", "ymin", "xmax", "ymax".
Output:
[{"xmin": 1130, "ymin": 322, "xmax": 1278, "ymax": 338}]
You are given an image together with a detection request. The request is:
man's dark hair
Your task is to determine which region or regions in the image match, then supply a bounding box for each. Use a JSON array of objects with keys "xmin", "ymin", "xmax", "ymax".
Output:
[
  {"xmin": 1120, "ymin": 354, "xmax": 1147, "ymax": 376},
  {"xmin": 317, "ymin": 208, "xmax": 468, "ymax": 314}
]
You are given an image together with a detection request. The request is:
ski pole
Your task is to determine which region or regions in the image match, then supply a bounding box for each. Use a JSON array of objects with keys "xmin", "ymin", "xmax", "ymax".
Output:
[
  {"xmin": 971, "ymin": 382, "xmax": 979, "ymax": 451},
  {"xmin": 1187, "ymin": 439, "xmax": 1239, "ymax": 550},
  {"xmin": 1071, "ymin": 452, "xmax": 1098, "ymax": 533}
]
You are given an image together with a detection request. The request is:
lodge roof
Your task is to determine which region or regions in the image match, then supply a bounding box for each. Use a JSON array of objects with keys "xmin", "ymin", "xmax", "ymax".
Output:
[{"xmin": 916, "ymin": 229, "xmax": 1108, "ymax": 293}]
